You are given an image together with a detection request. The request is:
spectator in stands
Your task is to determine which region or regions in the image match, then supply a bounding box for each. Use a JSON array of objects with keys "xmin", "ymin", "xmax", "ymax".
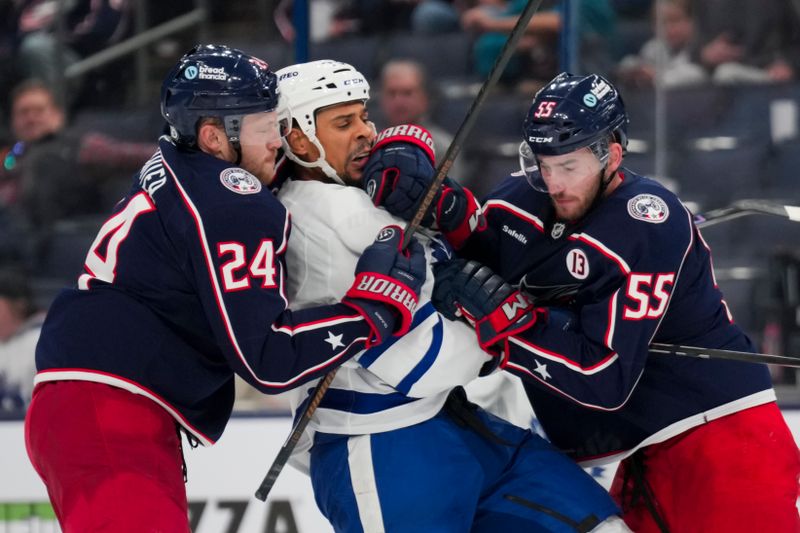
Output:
[
  {"xmin": 617, "ymin": 0, "xmax": 707, "ymax": 88},
  {"xmin": 411, "ymin": 0, "xmax": 467, "ymax": 34},
  {"xmin": 15, "ymin": 0, "xmax": 132, "ymax": 104},
  {"xmin": 379, "ymin": 59, "xmax": 471, "ymax": 184},
  {"xmin": 0, "ymin": 80, "xmax": 155, "ymax": 267},
  {"xmin": 460, "ymin": 0, "xmax": 618, "ymax": 84},
  {"xmin": 276, "ymin": 0, "xmax": 419, "ymax": 41},
  {"xmin": 688, "ymin": 0, "xmax": 800, "ymax": 84},
  {"xmin": 0, "ymin": 268, "xmax": 42, "ymax": 414}
]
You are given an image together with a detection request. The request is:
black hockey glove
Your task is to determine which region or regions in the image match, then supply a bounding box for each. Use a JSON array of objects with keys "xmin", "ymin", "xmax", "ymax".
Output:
[
  {"xmin": 343, "ymin": 225, "xmax": 427, "ymax": 347},
  {"xmin": 363, "ymin": 124, "xmax": 438, "ymax": 225},
  {"xmin": 432, "ymin": 259, "xmax": 544, "ymax": 358},
  {"xmin": 362, "ymin": 124, "xmax": 485, "ymax": 248}
]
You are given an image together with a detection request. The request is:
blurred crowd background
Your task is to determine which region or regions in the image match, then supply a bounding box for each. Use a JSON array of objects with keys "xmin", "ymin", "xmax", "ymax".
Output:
[{"xmin": 3, "ymin": 0, "xmax": 800, "ymax": 417}]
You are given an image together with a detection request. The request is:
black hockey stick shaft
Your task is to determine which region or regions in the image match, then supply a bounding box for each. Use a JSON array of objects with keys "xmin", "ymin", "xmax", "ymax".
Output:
[
  {"xmin": 693, "ymin": 199, "xmax": 800, "ymax": 228},
  {"xmin": 401, "ymin": 0, "xmax": 545, "ymax": 249},
  {"xmin": 254, "ymin": 368, "xmax": 337, "ymax": 501},
  {"xmin": 651, "ymin": 343, "xmax": 800, "ymax": 367},
  {"xmin": 255, "ymin": 2, "xmax": 546, "ymax": 501},
  {"xmin": 663, "ymin": 200, "xmax": 800, "ymax": 366}
]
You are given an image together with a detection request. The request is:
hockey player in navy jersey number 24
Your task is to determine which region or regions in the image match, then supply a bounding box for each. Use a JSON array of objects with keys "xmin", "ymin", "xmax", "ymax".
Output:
[
  {"xmin": 370, "ymin": 72, "xmax": 800, "ymax": 532},
  {"xmin": 23, "ymin": 44, "xmax": 428, "ymax": 532}
]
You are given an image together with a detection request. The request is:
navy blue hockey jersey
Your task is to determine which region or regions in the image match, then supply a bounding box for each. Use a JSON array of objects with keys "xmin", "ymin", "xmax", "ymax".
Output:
[
  {"xmin": 464, "ymin": 169, "xmax": 775, "ymax": 463},
  {"xmin": 34, "ymin": 137, "xmax": 375, "ymax": 445}
]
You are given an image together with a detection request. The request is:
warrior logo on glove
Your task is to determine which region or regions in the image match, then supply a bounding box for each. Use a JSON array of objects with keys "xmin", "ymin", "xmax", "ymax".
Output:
[{"xmin": 363, "ymin": 124, "xmax": 486, "ymax": 249}]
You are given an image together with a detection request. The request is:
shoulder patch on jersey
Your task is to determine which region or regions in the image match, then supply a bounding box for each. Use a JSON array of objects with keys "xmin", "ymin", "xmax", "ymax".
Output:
[
  {"xmin": 220, "ymin": 168, "xmax": 262, "ymax": 195},
  {"xmin": 627, "ymin": 194, "xmax": 669, "ymax": 224}
]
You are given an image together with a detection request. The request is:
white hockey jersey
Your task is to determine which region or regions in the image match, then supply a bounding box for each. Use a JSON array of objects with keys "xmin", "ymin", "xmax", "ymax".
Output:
[{"xmin": 278, "ymin": 178, "xmax": 493, "ymax": 468}]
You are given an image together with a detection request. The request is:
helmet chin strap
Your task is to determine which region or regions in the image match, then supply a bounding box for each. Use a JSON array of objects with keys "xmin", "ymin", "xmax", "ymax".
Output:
[
  {"xmin": 282, "ymin": 133, "xmax": 346, "ymax": 185},
  {"xmin": 583, "ymin": 156, "xmax": 617, "ymax": 219}
]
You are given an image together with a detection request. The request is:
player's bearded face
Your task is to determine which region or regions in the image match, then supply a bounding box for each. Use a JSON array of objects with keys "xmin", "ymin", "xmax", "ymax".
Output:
[
  {"xmin": 538, "ymin": 148, "xmax": 605, "ymax": 221},
  {"xmin": 237, "ymin": 111, "xmax": 285, "ymax": 185},
  {"xmin": 315, "ymin": 102, "xmax": 376, "ymax": 185}
]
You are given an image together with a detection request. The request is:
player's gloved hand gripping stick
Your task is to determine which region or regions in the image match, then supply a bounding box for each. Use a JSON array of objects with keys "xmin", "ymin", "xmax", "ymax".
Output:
[
  {"xmin": 255, "ymin": 0, "xmax": 548, "ymax": 501},
  {"xmin": 430, "ymin": 208, "xmax": 800, "ymax": 368},
  {"xmin": 255, "ymin": 226, "xmax": 425, "ymax": 501},
  {"xmin": 343, "ymin": 225, "xmax": 426, "ymax": 345},
  {"xmin": 363, "ymin": 125, "xmax": 485, "ymax": 249}
]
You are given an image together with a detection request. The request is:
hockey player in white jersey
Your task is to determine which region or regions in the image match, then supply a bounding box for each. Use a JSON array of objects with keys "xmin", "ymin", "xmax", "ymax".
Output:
[{"xmin": 275, "ymin": 59, "xmax": 627, "ymax": 533}]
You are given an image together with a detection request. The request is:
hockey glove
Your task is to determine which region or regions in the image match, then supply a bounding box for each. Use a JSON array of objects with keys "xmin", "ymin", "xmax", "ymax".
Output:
[
  {"xmin": 343, "ymin": 225, "xmax": 427, "ymax": 347},
  {"xmin": 432, "ymin": 259, "xmax": 543, "ymax": 359},
  {"xmin": 362, "ymin": 124, "xmax": 438, "ymax": 225},
  {"xmin": 362, "ymin": 124, "xmax": 485, "ymax": 248}
]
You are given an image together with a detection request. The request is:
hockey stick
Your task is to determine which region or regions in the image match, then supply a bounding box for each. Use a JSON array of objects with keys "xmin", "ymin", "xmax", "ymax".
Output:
[
  {"xmin": 402, "ymin": 0, "xmax": 546, "ymax": 248},
  {"xmin": 650, "ymin": 343, "xmax": 800, "ymax": 367},
  {"xmin": 693, "ymin": 199, "xmax": 800, "ymax": 228},
  {"xmin": 254, "ymin": 0, "xmax": 547, "ymax": 502},
  {"xmin": 254, "ymin": 369, "xmax": 336, "ymax": 501},
  {"xmin": 647, "ymin": 201, "xmax": 800, "ymax": 367}
]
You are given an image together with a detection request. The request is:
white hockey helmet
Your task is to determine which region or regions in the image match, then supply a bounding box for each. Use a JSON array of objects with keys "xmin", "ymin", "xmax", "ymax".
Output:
[{"xmin": 276, "ymin": 60, "xmax": 370, "ymax": 184}]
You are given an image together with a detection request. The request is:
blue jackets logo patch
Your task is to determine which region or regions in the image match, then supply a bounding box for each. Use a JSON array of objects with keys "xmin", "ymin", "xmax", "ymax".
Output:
[
  {"xmin": 220, "ymin": 168, "xmax": 262, "ymax": 195},
  {"xmin": 627, "ymin": 194, "xmax": 669, "ymax": 224}
]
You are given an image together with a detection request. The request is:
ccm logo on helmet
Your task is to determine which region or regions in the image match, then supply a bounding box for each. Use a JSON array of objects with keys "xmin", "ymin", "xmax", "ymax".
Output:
[
  {"xmin": 343, "ymin": 78, "xmax": 366, "ymax": 86},
  {"xmin": 528, "ymin": 136, "xmax": 554, "ymax": 143}
]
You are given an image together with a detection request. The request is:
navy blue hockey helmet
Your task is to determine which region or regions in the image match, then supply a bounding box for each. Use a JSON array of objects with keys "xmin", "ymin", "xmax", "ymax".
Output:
[
  {"xmin": 519, "ymin": 72, "xmax": 629, "ymax": 192},
  {"xmin": 160, "ymin": 44, "xmax": 281, "ymax": 148},
  {"xmin": 522, "ymin": 72, "xmax": 628, "ymax": 157}
]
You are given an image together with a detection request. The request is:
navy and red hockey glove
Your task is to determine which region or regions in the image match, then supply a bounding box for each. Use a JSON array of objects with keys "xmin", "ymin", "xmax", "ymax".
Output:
[
  {"xmin": 432, "ymin": 259, "xmax": 544, "ymax": 362},
  {"xmin": 362, "ymin": 124, "xmax": 485, "ymax": 248},
  {"xmin": 343, "ymin": 225, "xmax": 427, "ymax": 347}
]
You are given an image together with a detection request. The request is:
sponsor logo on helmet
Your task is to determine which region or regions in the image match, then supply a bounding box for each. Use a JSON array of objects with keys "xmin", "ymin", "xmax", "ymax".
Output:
[
  {"xmin": 278, "ymin": 71, "xmax": 298, "ymax": 81},
  {"xmin": 376, "ymin": 227, "xmax": 397, "ymax": 242},
  {"xmin": 528, "ymin": 136, "xmax": 553, "ymax": 143},
  {"xmin": 220, "ymin": 168, "xmax": 262, "ymax": 195},
  {"xmin": 583, "ymin": 93, "xmax": 598, "ymax": 107},
  {"xmin": 198, "ymin": 65, "xmax": 228, "ymax": 81},
  {"xmin": 627, "ymin": 194, "xmax": 669, "ymax": 223},
  {"xmin": 591, "ymin": 79, "xmax": 612, "ymax": 100},
  {"xmin": 343, "ymin": 78, "xmax": 366, "ymax": 86},
  {"xmin": 184, "ymin": 66, "xmax": 199, "ymax": 80}
]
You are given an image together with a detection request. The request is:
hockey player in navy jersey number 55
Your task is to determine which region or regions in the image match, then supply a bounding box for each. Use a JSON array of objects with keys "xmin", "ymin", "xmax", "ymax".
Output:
[
  {"xmin": 369, "ymin": 72, "xmax": 800, "ymax": 532},
  {"xmin": 23, "ymin": 44, "xmax": 427, "ymax": 532}
]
